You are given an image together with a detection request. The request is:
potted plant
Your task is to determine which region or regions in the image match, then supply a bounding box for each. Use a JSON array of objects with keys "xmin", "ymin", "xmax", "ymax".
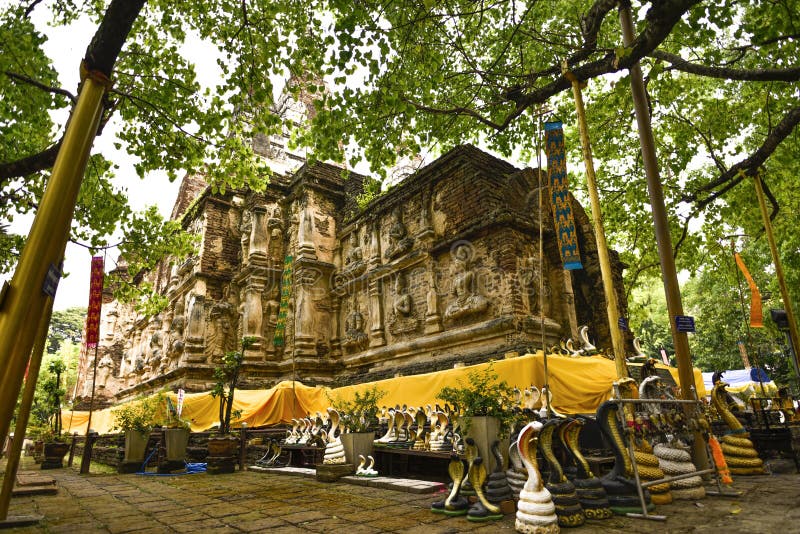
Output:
[
  {"xmin": 111, "ymin": 395, "xmax": 158, "ymax": 473},
  {"xmin": 159, "ymin": 393, "xmax": 191, "ymax": 473},
  {"xmin": 437, "ymin": 363, "xmax": 517, "ymax": 473},
  {"xmin": 207, "ymin": 336, "xmax": 254, "ymax": 474},
  {"xmin": 330, "ymin": 386, "xmax": 386, "ymax": 469},
  {"xmin": 40, "ymin": 359, "xmax": 70, "ymax": 469}
]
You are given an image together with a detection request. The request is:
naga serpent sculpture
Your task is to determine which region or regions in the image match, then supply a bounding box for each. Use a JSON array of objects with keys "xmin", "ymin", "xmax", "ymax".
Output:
[
  {"xmin": 595, "ymin": 400, "xmax": 654, "ymax": 514},
  {"xmin": 538, "ymin": 419, "xmax": 585, "ymax": 527},
  {"xmin": 559, "ymin": 417, "xmax": 612, "ymax": 520},
  {"xmin": 322, "ymin": 408, "xmax": 346, "ymax": 465},
  {"xmin": 515, "ymin": 421, "xmax": 559, "ymax": 534},
  {"xmin": 711, "ymin": 378, "xmax": 766, "ymax": 475},
  {"xmin": 507, "ymin": 436, "xmax": 528, "ymax": 500},
  {"xmin": 431, "ymin": 453, "xmax": 469, "ymax": 515},
  {"xmin": 485, "ymin": 440, "xmax": 514, "ymax": 504}
]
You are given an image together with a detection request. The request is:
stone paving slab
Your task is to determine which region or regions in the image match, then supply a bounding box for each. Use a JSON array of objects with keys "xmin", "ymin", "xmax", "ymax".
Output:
[{"xmin": 4, "ymin": 456, "xmax": 800, "ymax": 533}]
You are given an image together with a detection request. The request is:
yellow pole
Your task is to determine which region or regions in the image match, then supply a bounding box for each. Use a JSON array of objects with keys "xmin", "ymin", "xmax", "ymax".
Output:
[
  {"xmin": 753, "ymin": 174, "xmax": 800, "ymax": 377},
  {"xmin": 0, "ymin": 296, "xmax": 53, "ymax": 521},
  {"xmin": 618, "ymin": 0, "xmax": 708, "ymax": 470},
  {"xmin": 565, "ymin": 68, "xmax": 629, "ymax": 379},
  {"xmin": 0, "ymin": 73, "xmax": 107, "ymax": 449}
]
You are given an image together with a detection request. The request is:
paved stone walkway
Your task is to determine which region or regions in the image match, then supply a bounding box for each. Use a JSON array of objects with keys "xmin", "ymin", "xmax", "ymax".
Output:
[{"xmin": 3, "ymin": 457, "xmax": 800, "ymax": 533}]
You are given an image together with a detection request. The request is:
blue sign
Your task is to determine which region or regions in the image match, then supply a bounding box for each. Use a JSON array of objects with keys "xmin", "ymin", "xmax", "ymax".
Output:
[
  {"xmin": 675, "ymin": 315, "xmax": 696, "ymax": 333},
  {"xmin": 42, "ymin": 263, "xmax": 61, "ymax": 297},
  {"xmin": 618, "ymin": 317, "xmax": 628, "ymax": 331}
]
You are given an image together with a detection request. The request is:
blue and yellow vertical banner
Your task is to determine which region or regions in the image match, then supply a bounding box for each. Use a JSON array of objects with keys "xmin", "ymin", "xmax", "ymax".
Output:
[
  {"xmin": 545, "ymin": 121, "xmax": 582, "ymax": 270},
  {"xmin": 273, "ymin": 255, "xmax": 293, "ymax": 347}
]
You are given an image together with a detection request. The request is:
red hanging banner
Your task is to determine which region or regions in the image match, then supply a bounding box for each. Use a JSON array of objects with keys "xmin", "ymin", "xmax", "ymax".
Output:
[{"xmin": 85, "ymin": 256, "xmax": 105, "ymax": 347}]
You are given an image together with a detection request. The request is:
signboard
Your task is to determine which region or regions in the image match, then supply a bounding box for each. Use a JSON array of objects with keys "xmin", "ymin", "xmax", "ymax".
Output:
[
  {"xmin": 42, "ymin": 263, "xmax": 62, "ymax": 297},
  {"xmin": 618, "ymin": 317, "xmax": 628, "ymax": 331},
  {"xmin": 675, "ymin": 315, "xmax": 695, "ymax": 333}
]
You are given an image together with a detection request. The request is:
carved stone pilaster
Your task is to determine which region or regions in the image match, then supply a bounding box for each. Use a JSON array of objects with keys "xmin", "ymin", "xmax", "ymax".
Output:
[
  {"xmin": 424, "ymin": 260, "xmax": 442, "ymax": 334},
  {"xmin": 297, "ymin": 203, "xmax": 317, "ymax": 260},
  {"xmin": 368, "ymin": 220, "xmax": 381, "ymax": 269},
  {"xmin": 242, "ymin": 282, "xmax": 265, "ymax": 361},
  {"xmin": 249, "ymin": 206, "xmax": 269, "ymax": 263},
  {"xmin": 562, "ymin": 270, "xmax": 579, "ymax": 341},
  {"xmin": 183, "ymin": 293, "xmax": 206, "ymax": 363},
  {"xmin": 293, "ymin": 264, "xmax": 318, "ymax": 356},
  {"xmin": 368, "ymin": 278, "xmax": 386, "ymax": 347},
  {"xmin": 329, "ymin": 297, "xmax": 343, "ymax": 359}
]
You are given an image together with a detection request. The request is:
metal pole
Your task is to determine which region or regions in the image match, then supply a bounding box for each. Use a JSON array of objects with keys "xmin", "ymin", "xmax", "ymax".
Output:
[
  {"xmin": 618, "ymin": 0, "xmax": 708, "ymax": 471},
  {"xmin": 79, "ymin": 341, "xmax": 101, "ymax": 475},
  {"xmin": 537, "ymin": 119, "xmax": 552, "ymax": 418},
  {"xmin": 0, "ymin": 74, "xmax": 107, "ymax": 449},
  {"xmin": 0, "ymin": 297, "xmax": 53, "ymax": 521},
  {"xmin": 753, "ymin": 174, "xmax": 800, "ymax": 379},
  {"xmin": 566, "ymin": 68, "xmax": 628, "ymax": 379}
]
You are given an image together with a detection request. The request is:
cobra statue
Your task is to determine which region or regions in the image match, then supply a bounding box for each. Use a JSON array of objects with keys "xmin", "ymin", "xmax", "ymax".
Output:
[
  {"xmin": 431, "ymin": 453, "xmax": 469, "ymax": 516},
  {"xmin": 538, "ymin": 419, "xmax": 585, "ymax": 527},
  {"xmin": 464, "ymin": 438, "xmax": 504, "ymax": 522},
  {"xmin": 322, "ymin": 408, "xmax": 346, "ymax": 465},
  {"xmin": 559, "ymin": 417, "xmax": 612, "ymax": 519},
  {"xmin": 484, "ymin": 440, "xmax": 514, "ymax": 505},
  {"xmin": 514, "ymin": 421, "xmax": 559, "ymax": 534},
  {"xmin": 507, "ymin": 435, "xmax": 528, "ymax": 500},
  {"xmin": 639, "ymin": 375, "xmax": 706, "ymax": 500},
  {"xmin": 595, "ymin": 400, "xmax": 653, "ymax": 514},
  {"xmin": 711, "ymin": 378, "xmax": 766, "ymax": 475}
]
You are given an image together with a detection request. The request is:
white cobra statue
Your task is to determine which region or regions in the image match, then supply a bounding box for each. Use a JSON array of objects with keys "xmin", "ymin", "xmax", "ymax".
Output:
[{"xmin": 515, "ymin": 421, "xmax": 560, "ymax": 534}]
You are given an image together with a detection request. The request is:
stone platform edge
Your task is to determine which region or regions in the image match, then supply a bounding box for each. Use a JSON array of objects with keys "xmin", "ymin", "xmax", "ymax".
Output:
[{"xmin": 248, "ymin": 465, "xmax": 446, "ymax": 494}]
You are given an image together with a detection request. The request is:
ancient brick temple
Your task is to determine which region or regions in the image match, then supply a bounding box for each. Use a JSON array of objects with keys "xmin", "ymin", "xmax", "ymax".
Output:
[{"xmin": 74, "ymin": 144, "xmax": 628, "ymax": 404}]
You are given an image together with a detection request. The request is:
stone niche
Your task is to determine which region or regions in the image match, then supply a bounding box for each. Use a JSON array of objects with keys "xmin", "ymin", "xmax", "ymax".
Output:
[{"xmin": 80, "ymin": 144, "xmax": 628, "ymax": 402}]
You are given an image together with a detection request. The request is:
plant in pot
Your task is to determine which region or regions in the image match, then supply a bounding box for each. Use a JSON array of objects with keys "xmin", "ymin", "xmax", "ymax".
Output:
[
  {"xmin": 158, "ymin": 391, "xmax": 192, "ymax": 473},
  {"xmin": 39, "ymin": 359, "xmax": 70, "ymax": 469},
  {"xmin": 208, "ymin": 336, "xmax": 254, "ymax": 474},
  {"xmin": 111, "ymin": 395, "xmax": 158, "ymax": 473},
  {"xmin": 437, "ymin": 363, "xmax": 517, "ymax": 473},
  {"xmin": 329, "ymin": 386, "xmax": 386, "ymax": 470}
]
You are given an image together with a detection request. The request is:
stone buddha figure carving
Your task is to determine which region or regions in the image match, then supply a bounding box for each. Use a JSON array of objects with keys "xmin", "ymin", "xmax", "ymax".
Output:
[
  {"xmin": 341, "ymin": 230, "xmax": 366, "ymax": 281},
  {"xmin": 343, "ymin": 301, "xmax": 369, "ymax": 351},
  {"xmin": 384, "ymin": 206, "xmax": 413, "ymax": 260},
  {"xmin": 444, "ymin": 244, "xmax": 489, "ymax": 323},
  {"xmin": 267, "ymin": 206, "xmax": 284, "ymax": 265},
  {"xmin": 389, "ymin": 271, "xmax": 419, "ymax": 335},
  {"xmin": 96, "ymin": 353, "xmax": 114, "ymax": 389}
]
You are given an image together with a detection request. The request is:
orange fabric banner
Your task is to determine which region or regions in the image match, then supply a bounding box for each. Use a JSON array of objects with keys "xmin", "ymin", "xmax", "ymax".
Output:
[{"xmin": 734, "ymin": 253, "xmax": 763, "ymax": 328}]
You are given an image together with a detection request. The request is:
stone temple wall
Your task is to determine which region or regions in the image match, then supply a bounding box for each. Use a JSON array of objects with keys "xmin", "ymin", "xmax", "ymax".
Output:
[{"xmin": 75, "ymin": 144, "xmax": 629, "ymax": 404}]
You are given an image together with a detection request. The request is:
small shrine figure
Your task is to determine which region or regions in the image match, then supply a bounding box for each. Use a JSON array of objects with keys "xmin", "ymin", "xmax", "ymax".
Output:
[
  {"xmin": 384, "ymin": 206, "xmax": 413, "ymax": 260},
  {"xmin": 343, "ymin": 301, "xmax": 369, "ymax": 352},
  {"xmin": 389, "ymin": 272, "xmax": 419, "ymax": 335},
  {"xmin": 240, "ymin": 210, "xmax": 252, "ymax": 261},
  {"xmin": 444, "ymin": 244, "xmax": 489, "ymax": 323},
  {"xmin": 96, "ymin": 354, "xmax": 114, "ymax": 388}
]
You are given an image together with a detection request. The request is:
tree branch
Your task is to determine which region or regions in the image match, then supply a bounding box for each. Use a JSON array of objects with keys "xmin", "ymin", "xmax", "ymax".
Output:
[
  {"xmin": 0, "ymin": 141, "xmax": 62, "ymax": 182},
  {"xmin": 4, "ymin": 71, "xmax": 76, "ymax": 103},
  {"xmin": 685, "ymin": 105, "xmax": 800, "ymax": 200},
  {"xmin": 651, "ymin": 50, "xmax": 800, "ymax": 82}
]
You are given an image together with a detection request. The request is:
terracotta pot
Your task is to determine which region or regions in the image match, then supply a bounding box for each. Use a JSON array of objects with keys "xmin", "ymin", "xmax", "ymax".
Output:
[{"xmin": 206, "ymin": 435, "xmax": 239, "ymax": 475}]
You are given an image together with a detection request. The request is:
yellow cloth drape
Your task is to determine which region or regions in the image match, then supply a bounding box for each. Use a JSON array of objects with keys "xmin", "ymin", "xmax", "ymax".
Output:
[
  {"xmin": 329, "ymin": 352, "xmax": 707, "ymax": 415},
  {"xmin": 62, "ymin": 353, "xmax": 707, "ymax": 433},
  {"xmin": 62, "ymin": 380, "xmax": 329, "ymax": 434}
]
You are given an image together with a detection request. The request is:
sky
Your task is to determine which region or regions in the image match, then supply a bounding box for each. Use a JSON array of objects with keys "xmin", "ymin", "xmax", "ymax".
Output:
[{"xmin": 1, "ymin": 9, "xmax": 217, "ymax": 311}]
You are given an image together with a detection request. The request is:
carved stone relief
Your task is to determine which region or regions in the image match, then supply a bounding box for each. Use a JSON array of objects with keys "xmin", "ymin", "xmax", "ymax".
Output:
[
  {"xmin": 384, "ymin": 206, "xmax": 414, "ymax": 260},
  {"xmin": 443, "ymin": 243, "xmax": 489, "ymax": 323},
  {"xmin": 389, "ymin": 271, "xmax": 420, "ymax": 335}
]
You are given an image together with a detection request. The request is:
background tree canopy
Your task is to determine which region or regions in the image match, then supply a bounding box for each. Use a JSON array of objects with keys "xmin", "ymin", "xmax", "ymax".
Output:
[{"xmin": 2, "ymin": 0, "xmax": 798, "ymax": 373}]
